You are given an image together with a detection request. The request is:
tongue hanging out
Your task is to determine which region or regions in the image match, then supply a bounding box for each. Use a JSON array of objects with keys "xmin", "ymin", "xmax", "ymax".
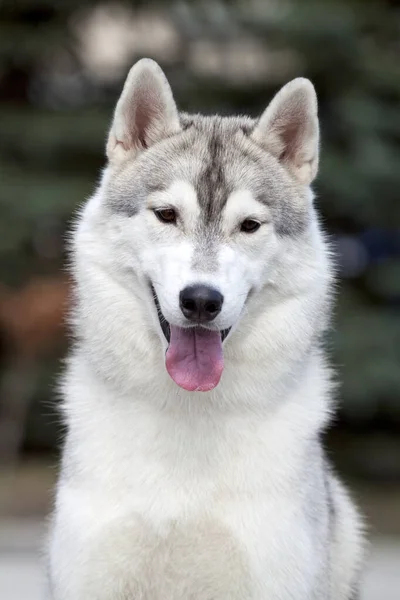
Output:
[{"xmin": 166, "ymin": 325, "xmax": 224, "ymax": 391}]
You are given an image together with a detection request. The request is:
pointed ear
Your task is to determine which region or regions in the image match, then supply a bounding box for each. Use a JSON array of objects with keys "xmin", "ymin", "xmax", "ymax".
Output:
[
  {"xmin": 106, "ymin": 58, "xmax": 180, "ymax": 161},
  {"xmin": 251, "ymin": 78, "xmax": 319, "ymax": 185}
]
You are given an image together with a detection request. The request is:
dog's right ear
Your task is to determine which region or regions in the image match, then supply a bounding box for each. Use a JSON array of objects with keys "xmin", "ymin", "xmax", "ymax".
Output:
[{"xmin": 106, "ymin": 59, "xmax": 180, "ymax": 161}]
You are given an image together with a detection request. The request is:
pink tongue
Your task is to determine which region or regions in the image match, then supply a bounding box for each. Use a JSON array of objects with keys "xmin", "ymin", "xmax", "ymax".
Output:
[{"xmin": 166, "ymin": 326, "xmax": 224, "ymax": 392}]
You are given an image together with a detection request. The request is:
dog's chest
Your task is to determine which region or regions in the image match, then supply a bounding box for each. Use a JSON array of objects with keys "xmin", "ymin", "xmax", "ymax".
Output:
[
  {"xmin": 87, "ymin": 511, "xmax": 255, "ymax": 599},
  {"xmin": 78, "ymin": 415, "xmax": 317, "ymax": 599},
  {"xmin": 80, "ymin": 473, "xmax": 317, "ymax": 600}
]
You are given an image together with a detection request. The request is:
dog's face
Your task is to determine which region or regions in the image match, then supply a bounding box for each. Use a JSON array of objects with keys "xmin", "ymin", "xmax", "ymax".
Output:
[{"xmin": 97, "ymin": 59, "xmax": 320, "ymax": 392}]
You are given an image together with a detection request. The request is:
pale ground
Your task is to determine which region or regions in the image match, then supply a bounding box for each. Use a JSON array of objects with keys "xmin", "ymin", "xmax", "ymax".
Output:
[
  {"xmin": 0, "ymin": 461, "xmax": 399, "ymax": 599},
  {"xmin": 0, "ymin": 519, "xmax": 399, "ymax": 600}
]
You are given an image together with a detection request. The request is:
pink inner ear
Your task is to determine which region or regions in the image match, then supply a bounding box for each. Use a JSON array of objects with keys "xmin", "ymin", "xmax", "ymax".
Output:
[
  {"xmin": 135, "ymin": 108, "xmax": 149, "ymax": 149},
  {"xmin": 108, "ymin": 60, "xmax": 181, "ymax": 159},
  {"xmin": 279, "ymin": 148, "xmax": 288, "ymax": 161},
  {"xmin": 129, "ymin": 85, "xmax": 167, "ymax": 150},
  {"xmin": 274, "ymin": 116, "xmax": 304, "ymax": 163},
  {"xmin": 134, "ymin": 93, "xmax": 157, "ymax": 149}
]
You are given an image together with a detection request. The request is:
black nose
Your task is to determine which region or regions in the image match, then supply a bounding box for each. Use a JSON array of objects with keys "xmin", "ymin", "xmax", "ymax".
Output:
[{"xmin": 179, "ymin": 285, "xmax": 224, "ymax": 323}]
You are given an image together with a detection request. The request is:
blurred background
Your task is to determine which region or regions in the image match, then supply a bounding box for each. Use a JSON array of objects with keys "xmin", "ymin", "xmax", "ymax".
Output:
[{"xmin": 0, "ymin": 0, "xmax": 399, "ymax": 598}]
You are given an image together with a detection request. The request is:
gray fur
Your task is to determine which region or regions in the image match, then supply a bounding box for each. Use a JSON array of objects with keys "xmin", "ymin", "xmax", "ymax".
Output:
[
  {"xmin": 48, "ymin": 60, "xmax": 364, "ymax": 600},
  {"xmin": 105, "ymin": 113, "xmax": 310, "ymax": 238}
]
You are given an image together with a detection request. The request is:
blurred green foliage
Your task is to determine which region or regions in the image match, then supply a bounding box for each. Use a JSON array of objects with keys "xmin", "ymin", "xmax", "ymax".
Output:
[{"xmin": 0, "ymin": 0, "xmax": 399, "ymax": 450}]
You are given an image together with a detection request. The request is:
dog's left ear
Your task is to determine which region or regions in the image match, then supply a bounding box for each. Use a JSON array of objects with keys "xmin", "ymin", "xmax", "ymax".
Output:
[
  {"xmin": 106, "ymin": 58, "xmax": 180, "ymax": 161},
  {"xmin": 251, "ymin": 78, "xmax": 319, "ymax": 185}
]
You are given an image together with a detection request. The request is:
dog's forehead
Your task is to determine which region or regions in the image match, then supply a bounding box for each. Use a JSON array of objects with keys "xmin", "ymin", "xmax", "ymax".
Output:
[
  {"xmin": 153, "ymin": 115, "xmax": 278, "ymax": 218},
  {"xmin": 173, "ymin": 116, "xmax": 310, "ymax": 237},
  {"xmin": 107, "ymin": 114, "xmax": 309, "ymax": 237},
  {"xmin": 192, "ymin": 117, "xmax": 261, "ymax": 223}
]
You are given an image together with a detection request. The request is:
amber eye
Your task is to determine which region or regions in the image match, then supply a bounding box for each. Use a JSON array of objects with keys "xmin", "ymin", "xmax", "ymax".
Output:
[
  {"xmin": 154, "ymin": 208, "xmax": 177, "ymax": 224},
  {"xmin": 240, "ymin": 219, "xmax": 261, "ymax": 233}
]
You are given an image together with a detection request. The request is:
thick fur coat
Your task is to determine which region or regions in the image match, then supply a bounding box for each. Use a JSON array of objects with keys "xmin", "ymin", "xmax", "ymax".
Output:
[{"xmin": 48, "ymin": 59, "xmax": 364, "ymax": 599}]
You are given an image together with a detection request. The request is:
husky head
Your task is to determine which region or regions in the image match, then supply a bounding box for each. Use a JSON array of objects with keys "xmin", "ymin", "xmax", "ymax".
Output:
[{"xmin": 76, "ymin": 59, "xmax": 328, "ymax": 394}]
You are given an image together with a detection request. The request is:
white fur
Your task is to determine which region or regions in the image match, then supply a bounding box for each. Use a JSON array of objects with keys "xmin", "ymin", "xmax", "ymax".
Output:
[{"xmin": 47, "ymin": 60, "xmax": 364, "ymax": 600}]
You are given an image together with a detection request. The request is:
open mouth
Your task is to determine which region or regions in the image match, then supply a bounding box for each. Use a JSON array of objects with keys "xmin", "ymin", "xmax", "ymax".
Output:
[
  {"xmin": 152, "ymin": 287, "xmax": 171, "ymax": 342},
  {"xmin": 151, "ymin": 285, "xmax": 231, "ymax": 392},
  {"xmin": 151, "ymin": 286, "xmax": 231, "ymax": 344}
]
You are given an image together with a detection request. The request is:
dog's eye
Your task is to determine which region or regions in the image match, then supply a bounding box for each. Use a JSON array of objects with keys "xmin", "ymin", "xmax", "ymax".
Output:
[
  {"xmin": 154, "ymin": 208, "xmax": 177, "ymax": 224},
  {"xmin": 240, "ymin": 219, "xmax": 261, "ymax": 233}
]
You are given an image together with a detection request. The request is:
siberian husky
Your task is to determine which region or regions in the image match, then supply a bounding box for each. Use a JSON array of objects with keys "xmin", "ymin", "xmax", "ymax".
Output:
[{"xmin": 48, "ymin": 59, "xmax": 364, "ymax": 599}]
